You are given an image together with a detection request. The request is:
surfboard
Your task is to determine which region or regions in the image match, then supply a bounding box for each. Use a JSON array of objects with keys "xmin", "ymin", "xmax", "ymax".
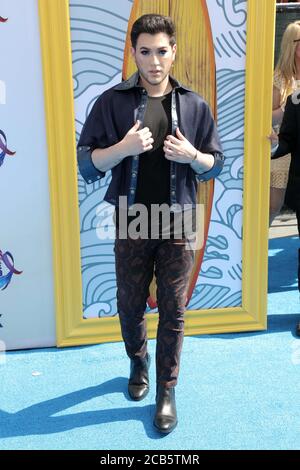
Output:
[{"xmin": 122, "ymin": 0, "xmax": 216, "ymax": 309}]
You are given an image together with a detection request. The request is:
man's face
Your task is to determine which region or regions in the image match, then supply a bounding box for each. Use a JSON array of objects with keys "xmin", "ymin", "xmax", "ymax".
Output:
[{"xmin": 131, "ymin": 32, "xmax": 176, "ymax": 87}]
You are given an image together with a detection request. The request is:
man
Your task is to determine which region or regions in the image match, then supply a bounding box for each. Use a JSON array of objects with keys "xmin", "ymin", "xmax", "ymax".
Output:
[
  {"xmin": 77, "ymin": 14, "xmax": 224, "ymax": 433},
  {"xmin": 270, "ymin": 90, "xmax": 300, "ymax": 336}
]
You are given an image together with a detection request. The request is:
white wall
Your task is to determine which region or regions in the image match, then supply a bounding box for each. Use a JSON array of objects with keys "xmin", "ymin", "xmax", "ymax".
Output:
[{"xmin": 0, "ymin": 0, "xmax": 56, "ymax": 349}]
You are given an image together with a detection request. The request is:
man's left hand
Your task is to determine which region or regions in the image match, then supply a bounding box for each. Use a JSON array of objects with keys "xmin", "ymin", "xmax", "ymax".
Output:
[{"xmin": 163, "ymin": 128, "xmax": 197, "ymax": 163}]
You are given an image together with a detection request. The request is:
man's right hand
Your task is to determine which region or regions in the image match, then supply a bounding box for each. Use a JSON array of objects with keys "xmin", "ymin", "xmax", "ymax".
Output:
[{"xmin": 120, "ymin": 121, "xmax": 154, "ymax": 156}]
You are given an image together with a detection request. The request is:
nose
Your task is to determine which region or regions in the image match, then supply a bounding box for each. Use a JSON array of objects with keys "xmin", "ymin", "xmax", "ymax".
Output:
[{"xmin": 151, "ymin": 54, "xmax": 160, "ymax": 66}]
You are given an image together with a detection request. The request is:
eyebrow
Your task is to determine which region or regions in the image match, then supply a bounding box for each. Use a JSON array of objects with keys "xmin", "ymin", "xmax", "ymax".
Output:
[
  {"xmin": 294, "ymin": 39, "xmax": 300, "ymax": 43},
  {"xmin": 139, "ymin": 46, "xmax": 168, "ymax": 50}
]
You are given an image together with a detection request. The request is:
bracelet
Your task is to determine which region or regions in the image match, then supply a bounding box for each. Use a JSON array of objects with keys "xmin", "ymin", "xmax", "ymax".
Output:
[{"xmin": 192, "ymin": 150, "xmax": 198, "ymax": 161}]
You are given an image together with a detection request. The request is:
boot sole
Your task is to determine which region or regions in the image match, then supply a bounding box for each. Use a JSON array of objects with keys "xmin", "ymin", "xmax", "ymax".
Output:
[
  {"xmin": 153, "ymin": 420, "xmax": 178, "ymax": 434},
  {"xmin": 128, "ymin": 387, "xmax": 149, "ymax": 401}
]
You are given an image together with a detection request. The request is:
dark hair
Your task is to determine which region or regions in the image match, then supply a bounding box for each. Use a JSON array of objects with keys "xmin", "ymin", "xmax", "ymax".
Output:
[{"xmin": 130, "ymin": 14, "xmax": 176, "ymax": 49}]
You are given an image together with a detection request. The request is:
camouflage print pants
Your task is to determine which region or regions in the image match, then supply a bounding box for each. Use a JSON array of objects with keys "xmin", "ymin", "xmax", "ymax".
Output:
[{"xmin": 114, "ymin": 236, "xmax": 195, "ymax": 388}]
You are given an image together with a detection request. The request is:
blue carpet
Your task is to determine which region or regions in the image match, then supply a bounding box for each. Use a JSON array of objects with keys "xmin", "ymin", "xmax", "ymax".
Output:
[{"xmin": 0, "ymin": 236, "xmax": 299, "ymax": 450}]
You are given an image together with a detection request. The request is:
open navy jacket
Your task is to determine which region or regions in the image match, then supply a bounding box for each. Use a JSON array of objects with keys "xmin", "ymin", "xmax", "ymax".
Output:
[{"xmin": 77, "ymin": 72, "xmax": 224, "ymax": 210}]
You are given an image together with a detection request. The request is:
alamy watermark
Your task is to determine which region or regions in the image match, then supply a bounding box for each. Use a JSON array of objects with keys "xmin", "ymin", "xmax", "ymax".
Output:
[{"xmin": 96, "ymin": 196, "xmax": 205, "ymax": 250}]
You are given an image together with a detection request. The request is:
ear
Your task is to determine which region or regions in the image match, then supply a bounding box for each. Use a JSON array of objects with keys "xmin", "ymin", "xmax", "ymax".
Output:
[
  {"xmin": 130, "ymin": 46, "xmax": 136, "ymax": 59},
  {"xmin": 172, "ymin": 43, "xmax": 177, "ymax": 60}
]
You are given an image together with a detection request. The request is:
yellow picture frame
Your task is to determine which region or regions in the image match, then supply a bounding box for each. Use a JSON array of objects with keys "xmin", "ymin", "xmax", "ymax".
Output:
[{"xmin": 38, "ymin": 0, "xmax": 276, "ymax": 347}]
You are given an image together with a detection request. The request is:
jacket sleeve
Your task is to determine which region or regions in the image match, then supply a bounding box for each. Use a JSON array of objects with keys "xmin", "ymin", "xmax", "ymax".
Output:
[
  {"xmin": 77, "ymin": 96, "xmax": 108, "ymax": 184},
  {"xmin": 272, "ymin": 95, "xmax": 297, "ymax": 160},
  {"xmin": 191, "ymin": 102, "xmax": 225, "ymax": 182}
]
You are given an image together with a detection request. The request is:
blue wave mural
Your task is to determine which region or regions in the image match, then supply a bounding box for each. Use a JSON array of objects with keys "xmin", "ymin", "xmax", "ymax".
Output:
[
  {"xmin": 71, "ymin": 0, "xmax": 132, "ymax": 318},
  {"xmin": 71, "ymin": 0, "xmax": 247, "ymax": 316},
  {"xmin": 197, "ymin": 0, "xmax": 247, "ymax": 309}
]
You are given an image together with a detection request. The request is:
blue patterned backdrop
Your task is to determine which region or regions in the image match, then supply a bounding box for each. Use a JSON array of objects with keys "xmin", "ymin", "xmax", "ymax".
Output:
[{"xmin": 70, "ymin": 0, "xmax": 246, "ymax": 318}]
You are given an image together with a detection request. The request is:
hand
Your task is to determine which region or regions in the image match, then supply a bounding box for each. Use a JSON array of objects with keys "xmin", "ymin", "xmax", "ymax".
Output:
[
  {"xmin": 120, "ymin": 121, "xmax": 154, "ymax": 156},
  {"xmin": 163, "ymin": 128, "xmax": 197, "ymax": 163}
]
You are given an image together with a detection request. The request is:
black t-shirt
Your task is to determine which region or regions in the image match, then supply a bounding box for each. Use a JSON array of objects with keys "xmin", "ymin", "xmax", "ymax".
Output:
[
  {"xmin": 116, "ymin": 91, "xmax": 177, "ymax": 238},
  {"xmin": 134, "ymin": 91, "xmax": 172, "ymax": 207},
  {"xmin": 115, "ymin": 90, "xmax": 195, "ymax": 239}
]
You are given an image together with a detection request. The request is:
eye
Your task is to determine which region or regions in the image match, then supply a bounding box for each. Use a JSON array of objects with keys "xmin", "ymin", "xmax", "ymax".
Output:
[
  {"xmin": 159, "ymin": 50, "xmax": 167, "ymax": 55},
  {"xmin": 141, "ymin": 50, "xmax": 149, "ymax": 55}
]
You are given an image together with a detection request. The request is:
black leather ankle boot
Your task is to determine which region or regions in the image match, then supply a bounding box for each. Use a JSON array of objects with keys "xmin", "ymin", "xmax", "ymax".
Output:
[
  {"xmin": 128, "ymin": 353, "xmax": 150, "ymax": 401},
  {"xmin": 153, "ymin": 384, "xmax": 177, "ymax": 433}
]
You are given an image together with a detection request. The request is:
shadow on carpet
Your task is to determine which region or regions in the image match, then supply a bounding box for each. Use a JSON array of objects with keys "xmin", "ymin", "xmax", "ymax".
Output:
[
  {"xmin": 268, "ymin": 236, "xmax": 299, "ymax": 293},
  {"xmin": 0, "ymin": 377, "xmax": 164, "ymax": 440}
]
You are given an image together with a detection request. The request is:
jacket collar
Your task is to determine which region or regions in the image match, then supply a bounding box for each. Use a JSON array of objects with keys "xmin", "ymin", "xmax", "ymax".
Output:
[{"xmin": 114, "ymin": 71, "xmax": 191, "ymax": 92}]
